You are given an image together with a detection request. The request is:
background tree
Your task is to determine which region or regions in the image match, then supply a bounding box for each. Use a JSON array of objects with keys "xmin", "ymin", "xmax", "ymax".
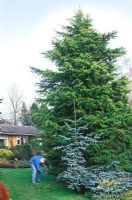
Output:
[
  {"xmin": 6, "ymin": 84, "xmax": 23, "ymax": 125},
  {"xmin": 29, "ymin": 102, "xmax": 39, "ymax": 126},
  {"xmin": 29, "ymin": 102, "xmax": 52, "ymax": 155},
  {"xmin": 20, "ymin": 101, "xmax": 32, "ymax": 126},
  {"xmin": 31, "ymin": 10, "xmax": 132, "ymax": 173}
]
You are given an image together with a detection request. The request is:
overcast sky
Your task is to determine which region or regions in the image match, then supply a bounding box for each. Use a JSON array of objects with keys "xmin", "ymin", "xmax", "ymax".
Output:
[{"xmin": 0, "ymin": 0, "xmax": 132, "ymax": 117}]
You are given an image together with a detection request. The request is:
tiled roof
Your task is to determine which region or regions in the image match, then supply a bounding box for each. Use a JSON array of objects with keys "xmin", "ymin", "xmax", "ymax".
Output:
[{"xmin": 0, "ymin": 124, "xmax": 39, "ymax": 136}]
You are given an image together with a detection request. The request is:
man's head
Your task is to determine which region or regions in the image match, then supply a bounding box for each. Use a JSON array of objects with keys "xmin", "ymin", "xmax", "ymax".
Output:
[{"xmin": 40, "ymin": 157, "xmax": 46, "ymax": 165}]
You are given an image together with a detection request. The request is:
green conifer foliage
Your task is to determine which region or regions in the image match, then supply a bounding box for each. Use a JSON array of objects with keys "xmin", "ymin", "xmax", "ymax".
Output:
[
  {"xmin": 31, "ymin": 10, "xmax": 132, "ymax": 172},
  {"xmin": 20, "ymin": 102, "xmax": 32, "ymax": 126}
]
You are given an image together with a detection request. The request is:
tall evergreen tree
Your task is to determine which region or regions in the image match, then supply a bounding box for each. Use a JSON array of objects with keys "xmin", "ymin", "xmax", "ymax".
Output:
[
  {"xmin": 20, "ymin": 102, "xmax": 32, "ymax": 126},
  {"xmin": 31, "ymin": 10, "xmax": 132, "ymax": 173}
]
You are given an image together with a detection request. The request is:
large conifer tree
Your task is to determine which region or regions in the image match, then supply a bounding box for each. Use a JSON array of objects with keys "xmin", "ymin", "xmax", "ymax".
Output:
[{"xmin": 31, "ymin": 10, "xmax": 132, "ymax": 173}]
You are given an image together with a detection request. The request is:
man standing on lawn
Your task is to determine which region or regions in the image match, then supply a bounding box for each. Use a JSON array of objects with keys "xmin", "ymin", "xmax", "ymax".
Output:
[{"xmin": 29, "ymin": 151, "xmax": 47, "ymax": 184}]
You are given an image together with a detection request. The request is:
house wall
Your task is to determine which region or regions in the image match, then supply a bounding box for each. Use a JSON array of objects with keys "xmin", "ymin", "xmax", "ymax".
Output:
[
  {"xmin": 4, "ymin": 135, "xmax": 27, "ymax": 147},
  {"xmin": 6, "ymin": 136, "xmax": 17, "ymax": 147}
]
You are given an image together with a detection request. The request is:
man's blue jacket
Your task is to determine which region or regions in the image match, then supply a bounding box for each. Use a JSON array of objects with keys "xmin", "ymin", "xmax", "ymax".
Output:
[{"xmin": 29, "ymin": 155, "xmax": 43, "ymax": 171}]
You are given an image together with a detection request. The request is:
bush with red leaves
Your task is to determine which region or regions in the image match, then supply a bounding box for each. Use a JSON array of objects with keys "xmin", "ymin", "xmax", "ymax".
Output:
[{"xmin": 0, "ymin": 182, "xmax": 9, "ymax": 200}]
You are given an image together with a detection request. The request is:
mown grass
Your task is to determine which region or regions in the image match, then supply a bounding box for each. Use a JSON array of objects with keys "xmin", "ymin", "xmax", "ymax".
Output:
[{"xmin": 0, "ymin": 168, "xmax": 90, "ymax": 200}]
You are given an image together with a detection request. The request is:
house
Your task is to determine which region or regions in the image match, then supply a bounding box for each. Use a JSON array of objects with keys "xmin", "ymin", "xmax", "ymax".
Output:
[{"xmin": 0, "ymin": 124, "xmax": 39, "ymax": 147}]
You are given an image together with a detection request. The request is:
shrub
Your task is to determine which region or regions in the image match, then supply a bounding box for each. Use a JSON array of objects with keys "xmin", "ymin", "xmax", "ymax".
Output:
[
  {"xmin": 0, "ymin": 158, "xmax": 30, "ymax": 168},
  {"xmin": 0, "ymin": 158, "xmax": 9, "ymax": 166},
  {"xmin": 81, "ymin": 162, "xmax": 132, "ymax": 195},
  {"xmin": 0, "ymin": 182, "xmax": 9, "ymax": 200},
  {"xmin": 18, "ymin": 160, "xmax": 30, "ymax": 168},
  {"xmin": 0, "ymin": 141, "xmax": 6, "ymax": 149},
  {"xmin": 0, "ymin": 149, "xmax": 13, "ymax": 159},
  {"xmin": 11, "ymin": 143, "xmax": 33, "ymax": 160},
  {"xmin": 93, "ymin": 190, "xmax": 132, "ymax": 200},
  {"xmin": 19, "ymin": 143, "xmax": 33, "ymax": 160}
]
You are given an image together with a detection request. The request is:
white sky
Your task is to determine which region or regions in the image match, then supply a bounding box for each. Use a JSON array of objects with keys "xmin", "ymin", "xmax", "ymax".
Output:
[{"xmin": 0, "ymin": 0, "xmax": 132, "ymax": 117}]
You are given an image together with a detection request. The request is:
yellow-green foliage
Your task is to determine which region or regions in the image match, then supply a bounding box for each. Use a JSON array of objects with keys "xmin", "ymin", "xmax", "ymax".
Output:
[
  {"xmin": 97, "ymin": 178, "xmax": 118, "ymax": 191},
  {"xmin": 0, "ymin": 148, "xmax": 13, "ymax": 158},
  {"xmin": 94, "ymin": 190, "xmax": 132, "ymax": 200}
]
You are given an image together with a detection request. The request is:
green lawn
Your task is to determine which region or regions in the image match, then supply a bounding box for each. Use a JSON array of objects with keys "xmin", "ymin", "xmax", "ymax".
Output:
[{"xmin": 0, "ymin": 168, "xmax": 90, "ymax": 200}]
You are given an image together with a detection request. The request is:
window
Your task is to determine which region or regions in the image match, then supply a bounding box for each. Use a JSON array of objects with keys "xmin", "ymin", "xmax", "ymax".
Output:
[
  {"xmin": 17, "ymin": 137, "xmax": 21, "ymax": 145},
  {"xmin": 21, "ymin": 137, "xmax": 24, "ymax": 144},
  {"xmin": 0, "ymin": 139, "xmax": 4, "ymax": 144}
]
